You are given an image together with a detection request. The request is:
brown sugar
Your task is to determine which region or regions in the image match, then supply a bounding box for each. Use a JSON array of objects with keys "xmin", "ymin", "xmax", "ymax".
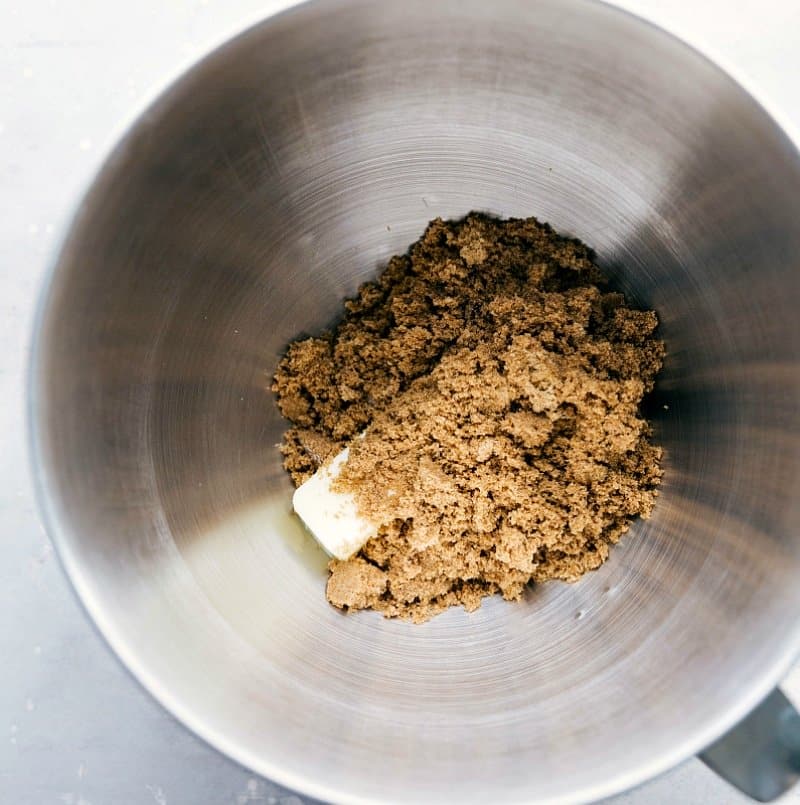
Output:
[{"xmin": 272, "ymin": 214, "xmax": 664, "ymax": 622}]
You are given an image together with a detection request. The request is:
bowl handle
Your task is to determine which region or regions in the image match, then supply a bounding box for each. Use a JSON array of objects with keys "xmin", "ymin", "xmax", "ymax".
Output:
[{"xmin": 700, "ymin": 689, "xmax": 800, "ymax": 801}]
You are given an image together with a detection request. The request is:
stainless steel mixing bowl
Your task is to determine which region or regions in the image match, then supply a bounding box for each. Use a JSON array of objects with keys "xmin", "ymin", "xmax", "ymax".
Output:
[{"xmin": 29, "ymin": 0, "xmax": 800, "ymax": 802}]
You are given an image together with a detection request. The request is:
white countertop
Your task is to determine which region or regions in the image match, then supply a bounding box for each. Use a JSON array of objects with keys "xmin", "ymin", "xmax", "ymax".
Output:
[{"xmin": 2, "ymin": 1, "xmax": 800, "ymax": 803}]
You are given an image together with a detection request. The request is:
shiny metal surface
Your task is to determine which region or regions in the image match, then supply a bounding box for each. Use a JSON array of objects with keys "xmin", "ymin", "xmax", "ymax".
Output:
[
  {"xmin": 701, "ymin": 690, "xmax": 800, "ymax": 801},
  {"xmin": 28, "ymin": 0, "xmax": 800, "ymax": 802}
]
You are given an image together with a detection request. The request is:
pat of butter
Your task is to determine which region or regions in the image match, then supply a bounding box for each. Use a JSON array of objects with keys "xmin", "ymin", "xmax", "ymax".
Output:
[{"xmin": 292, "ymin": 446, "xmax": 378, "ymax": 560}]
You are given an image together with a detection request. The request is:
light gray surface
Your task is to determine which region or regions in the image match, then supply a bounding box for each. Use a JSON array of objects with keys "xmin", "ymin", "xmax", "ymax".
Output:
[{"xmin": 3, "ymin": 1, "xmax": 800, "ymax": 804}]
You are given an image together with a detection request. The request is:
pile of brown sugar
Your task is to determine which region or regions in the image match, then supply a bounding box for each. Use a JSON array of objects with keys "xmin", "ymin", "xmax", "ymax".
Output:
[{"xmin": 273, "ymin": 214, "xmax": 664, "ymax": 622}]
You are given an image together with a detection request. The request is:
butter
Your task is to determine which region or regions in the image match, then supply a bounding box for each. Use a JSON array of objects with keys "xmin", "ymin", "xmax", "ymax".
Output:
[{"xmin": 292, "ymin": 445, "xmax": 377, "ymax": 560}]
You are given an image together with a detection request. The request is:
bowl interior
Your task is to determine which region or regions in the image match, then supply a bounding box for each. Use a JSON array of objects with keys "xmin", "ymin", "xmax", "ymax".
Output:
[{"xmin": 32, "ymin": 0, "xmax": 800, "ymax": 802}]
